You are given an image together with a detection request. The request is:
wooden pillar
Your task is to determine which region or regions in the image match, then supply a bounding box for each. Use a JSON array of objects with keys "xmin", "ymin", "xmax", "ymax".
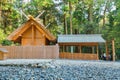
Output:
[
  {"xmin": 32, "ymin": 25, "xmax": 35, "ymax": 45},
  {"xmin": 96, "ymin": 45, "xmax": 99, "ymax": 60},
  {"xmin": 112, "ymin": 39, "xmax": 115, "ymax": 61},
  {"xmin": 56, "ymin": 44, "xmax": 59, "ymax": 59},
  {"xmin": 79, "ymin": 46, "xmax": 81, "ymax": 53},
  {"xmin": 92, "ymin": 46, "xmax": 95, "ymax": 54},
  {"xmin": 63, "ymin": 45, "xmax": 65, "ymax": 52},
  {"xmin": 105, "ymin": 41, "xmax": 109, "ymax": 60},
  {"xmin": 71, "ymin": 46, "xmax": 73, "ymax": 53}
]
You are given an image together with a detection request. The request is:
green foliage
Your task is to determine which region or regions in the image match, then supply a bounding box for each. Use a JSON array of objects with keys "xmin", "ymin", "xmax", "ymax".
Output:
[
  {"xmin": 49, "ymin": 25, "xmax": 63, "ymax": 37},
  {"xmin": 1, "ymin": 40, "xmax": 13, "ymax": 46},
  {"xmin": 0, "ymin": 29, "xmax": 6, "ymax": 44},
  {"xmin": 61, "ymin": 4, "xmax": 69, "ymax": 13}
]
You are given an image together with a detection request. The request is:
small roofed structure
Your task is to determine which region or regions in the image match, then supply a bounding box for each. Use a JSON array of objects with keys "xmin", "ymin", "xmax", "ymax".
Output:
[
  {"xmin": 58, "ymin": 34, "xmax": 105, "ymax": 60},
  {"xmin": 7, "ymin": 15, "xmax": 56, "ymax": 46},
  {"xmin": 0, "ymin": 48, "xmax": 8, "ymax": 60}
]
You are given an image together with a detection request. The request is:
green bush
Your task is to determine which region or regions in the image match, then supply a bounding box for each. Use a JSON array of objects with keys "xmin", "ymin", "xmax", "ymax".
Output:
[
  {"xmin": 1, "ymin": 40, "xmax": 13, "ymax": 46},
  {"xmin": 116, "ymin": 48, "xmax": 120, "ymax": 60},
  {"xmin": 0, "ymin": 29, "xmax": 6, "ymax": 44}
]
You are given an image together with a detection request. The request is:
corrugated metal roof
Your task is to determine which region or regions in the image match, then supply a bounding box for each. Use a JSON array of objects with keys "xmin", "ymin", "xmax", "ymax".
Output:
[{"xmin": 58, "ymin": 34, "xmax": 105, "ymax": 43}]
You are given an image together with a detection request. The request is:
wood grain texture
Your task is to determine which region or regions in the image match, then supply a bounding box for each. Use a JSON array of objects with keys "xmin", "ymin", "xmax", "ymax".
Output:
[
  {"xmin": 59, "ymin": 52, "xmax": 98, "ymax": 60},
  {"xmin": 0, "ymin": 45, "xmax": 59, "ymax": 59}
]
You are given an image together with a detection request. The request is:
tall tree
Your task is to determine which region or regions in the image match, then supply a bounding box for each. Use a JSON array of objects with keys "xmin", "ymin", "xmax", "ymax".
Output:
[
  {"xmin": 0, "ymin": 0, "xmax": 14, "ymax": 34},
  {"xmin": 69, "ymin": 1, "xmax": 73, "ymax": 34}
]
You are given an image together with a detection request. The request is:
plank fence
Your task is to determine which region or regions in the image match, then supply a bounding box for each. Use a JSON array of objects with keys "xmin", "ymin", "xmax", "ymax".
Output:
[{"xmin": 0, "ymin": 45, "xmax": 59, "ymax": 59}]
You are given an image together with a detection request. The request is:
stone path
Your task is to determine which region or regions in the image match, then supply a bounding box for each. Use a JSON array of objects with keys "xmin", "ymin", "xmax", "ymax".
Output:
[{"xmin": 0, "ymin": 59, "xmax": 120, "ymax": 80}]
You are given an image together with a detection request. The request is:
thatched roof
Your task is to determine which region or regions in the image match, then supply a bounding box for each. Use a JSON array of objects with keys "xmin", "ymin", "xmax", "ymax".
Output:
[{"xmin": 7, "ymin": 16, "xmax": 56, "ymax": 42}]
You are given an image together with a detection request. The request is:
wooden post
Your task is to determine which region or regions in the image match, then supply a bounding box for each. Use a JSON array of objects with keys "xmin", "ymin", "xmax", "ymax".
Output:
[
  {"xmin": 79, "ymin": 46, "xmax": 81, "ymax": 53},
  {"xmin": 96, "ymin": 45, "xmax": 99, "ymax": 60},
  {"xmin": 43, "ymin": 45, "xmax": 46, "ymax": 58},
  {"xmin": 105, "ymin": 41, "xmax": 109, "ymax": 60},
  {"xmin": 32, "ymin": 25, "xmax": 35, "ymax": 45},
  {"xmin": 112, "ymin": 39, "xmax": 115, "ymax": 61},
  {"xmin": 92, "ymin": 46, "xmax": 95, "ymax": 54},
  {"xmin": 56, "ymin": 44, "xmax": 59, "ymax": 59}
]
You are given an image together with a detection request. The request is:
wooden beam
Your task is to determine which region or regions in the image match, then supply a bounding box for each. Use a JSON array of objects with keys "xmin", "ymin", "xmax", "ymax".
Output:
[
  {"xmin": 45, "ymin": 23, "xmax": 51, "ymax": 28},
  {"xmin": 59, "ymin": 43, "xmax": 98, "ymax": 46},
  {"xmin": 96, "ymin": 45, "xmax": 99, "ymax": 60},
  {"xmin": 13, "ymin": 21, "xmax": 31, "ymax": 41},
  {"xmin": 36, "ymin": 10, "xmax": 45, "ymax": 19},
  {"xmin": 20, "ymin": 9, "xmax": 29, "ymax": 20},
  {"xmin": 34, "ymin": 24, "xmax": 51, "ymax": 40},
  {"xmin": 32, "ymin": 19, "xmax": 55, "ymax": 41},
  {"xmin": 112, "ymin": 39, "xmax": 115, "ymax": 61}
]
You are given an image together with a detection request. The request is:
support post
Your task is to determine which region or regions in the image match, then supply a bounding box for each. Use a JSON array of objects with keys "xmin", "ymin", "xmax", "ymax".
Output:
[
  {"xmin": 92, "ymin": 46, "xmax": 95, "ymax": 54},
  {"xmin": 97, "ymin": 45, "xmax": 99, "ymax": 60},
  {"xmin": 56, "ymin": 44, "xmax": 59, "ymax": 59},
  {"xmin": 79, "ymin": 46, "xmax": 81, "ymax": 53},
  {"xmin": 112, "ymin": 39, "xmax": 115, "ymax": 61}
]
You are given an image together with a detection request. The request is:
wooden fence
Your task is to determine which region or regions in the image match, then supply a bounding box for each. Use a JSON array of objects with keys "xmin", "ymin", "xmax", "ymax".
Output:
[
  {"xmin": 59, "ymin": 52, "xmax": 98, "ymax": 60},
  {"xmin": 0, "ymin": 45, "xmax": 59, "ymax": 59}
]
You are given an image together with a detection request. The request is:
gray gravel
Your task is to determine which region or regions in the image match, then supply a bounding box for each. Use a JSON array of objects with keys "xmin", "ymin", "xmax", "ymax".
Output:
[{"xmin": 0, "ymin": 59, "xmax": 120, "ymax": 80}]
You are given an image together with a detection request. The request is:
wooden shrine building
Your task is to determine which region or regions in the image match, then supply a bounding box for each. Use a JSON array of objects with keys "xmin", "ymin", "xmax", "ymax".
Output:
[
  {"xmin": 7, "ymin": 16, "xmax": 56, "ymax": 46},
  {"xmin": 58, "ymin": 34, "xmax": 105, "ymax": 60}
]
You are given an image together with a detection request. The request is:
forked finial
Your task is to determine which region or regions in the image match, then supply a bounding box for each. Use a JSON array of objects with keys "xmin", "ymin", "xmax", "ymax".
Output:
[{"xmin": 28, "ymin": 15, "xmax": 34, "ymax": 20}]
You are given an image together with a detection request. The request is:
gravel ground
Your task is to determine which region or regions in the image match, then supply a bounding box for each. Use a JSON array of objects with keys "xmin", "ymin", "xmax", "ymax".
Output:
[{"xmin": 0, "ymin": 59, "xmax": 120, "ymax": 80}]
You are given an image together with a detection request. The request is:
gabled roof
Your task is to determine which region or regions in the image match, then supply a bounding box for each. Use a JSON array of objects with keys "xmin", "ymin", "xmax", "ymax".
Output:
[
  {"xmin": 58, "ymin": 34, "xmax": 105, "ymax": 43},
  {"xmin": 7, "ymin": 16, "xmax": 56, "ymax": 42}
]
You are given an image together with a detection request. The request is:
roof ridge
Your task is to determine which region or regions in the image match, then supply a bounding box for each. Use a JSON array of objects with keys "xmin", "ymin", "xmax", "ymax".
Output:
[{"xmin": 58, "ymin": 34, "xmax": 102, "ymax": 36}]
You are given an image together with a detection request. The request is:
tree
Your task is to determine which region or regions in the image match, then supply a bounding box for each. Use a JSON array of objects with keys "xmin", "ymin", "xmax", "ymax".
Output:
[
  {"xmin": 0, "ymin": 0, "xmax": 14, "ymax": 34},
  {"xmin": 0, "ymin": 29, "xmax": 6, "ymax": 44}
]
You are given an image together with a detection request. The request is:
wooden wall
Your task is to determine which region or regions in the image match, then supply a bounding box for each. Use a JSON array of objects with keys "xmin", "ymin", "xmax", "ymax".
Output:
[
  {"xmin": 21, "ymin": 25, "xmax": 47, "ymax": 46},
  {"xmin": 0, "ymin": 45, "xmax": 98, "ymax": 60},
  {"xmin": 59, "ymin": 52, "xmax": 98, "ymax": 60},
  {"xmin": 0, "ymin": 45, "xmax": 59, "ymax": 59}
]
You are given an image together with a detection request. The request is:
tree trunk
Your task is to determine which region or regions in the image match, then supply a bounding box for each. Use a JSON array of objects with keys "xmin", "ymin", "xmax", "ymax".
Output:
[
  {"xmin": 3, "ymin": 19, "xmax": 7, "ymax": 34},
  {"xmin": 112, "ymin": 39, "xmax": 115, "ymax": 61},
  {"xmin": 88, "ymin": 3, "xmax": 93, "ymax": 22},
  {"xmin": 103, "ymin": 2, "xmax": 107, "ymax": 27},
  {"xmin": 69, "ymin": 1, "xmax": 72, "ymax": 34},
  {"xmin": 43, "ymin": 16, "xmax": 46, "ymax": 26},
  {"xmin": 64, "ymin": 14, "xmax": 68, "ymax": 34},
  {"xmin": 0, "ymin": 0, "xmax": 12, "ymax": 34}
]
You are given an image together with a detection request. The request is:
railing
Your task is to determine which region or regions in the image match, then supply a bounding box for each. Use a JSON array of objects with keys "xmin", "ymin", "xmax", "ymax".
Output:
[{"xmin": 59, "ymin": 52, "xmax": 98, "ymax": 60}]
